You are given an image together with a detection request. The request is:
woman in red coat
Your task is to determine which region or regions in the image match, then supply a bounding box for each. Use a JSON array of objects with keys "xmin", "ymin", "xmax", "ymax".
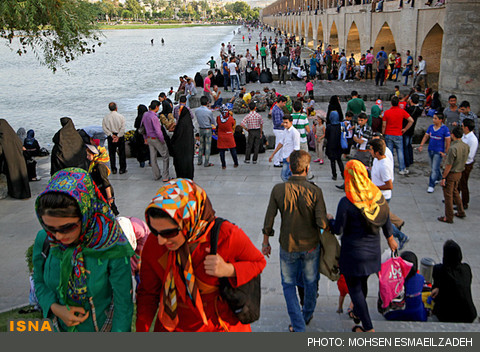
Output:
[
  {"xmin": 216, "ymin": 106, "xmax": 239, "ymax": 169},
  {"xmin": 136, "ymin": 178, "xmax": 266, "ymax": 332}
]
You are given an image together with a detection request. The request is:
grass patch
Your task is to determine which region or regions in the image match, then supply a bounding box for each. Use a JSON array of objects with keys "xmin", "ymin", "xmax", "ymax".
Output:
[{"xmin": 0, "ymin": 306, "xmax": 42, "ymax": 332}]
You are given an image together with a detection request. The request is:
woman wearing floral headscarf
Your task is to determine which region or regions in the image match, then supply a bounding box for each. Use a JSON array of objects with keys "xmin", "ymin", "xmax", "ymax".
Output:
[
  {"xmin": 136, "ymin": 179, "xmax": 266, "ymax": 332},
  {"xmin": 32, "ymin": 168, "xmax": 134, "ymax": 331},
  {"xmin": 328, "ymin": 160, "xmax": 397, "ymax": 332}
]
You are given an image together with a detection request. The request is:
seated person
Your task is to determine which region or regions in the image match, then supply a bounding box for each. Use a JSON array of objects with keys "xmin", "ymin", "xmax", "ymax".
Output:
[
  {"xmin": 253, "ymin": 91, "xmax": 268, "ymax": 112},
  {"xmin": 431, "ymin": 240, "xmax": 477, "ymax": 323},
  {"xmin": 23, "ymin": 130, "xmax": 43, "ymax": 156},
  {"xmin": 384, "ymin": 251, "xmax": 428, "ymax": 322},
  {"xmin": 232, "ymin": 94, "xmax": 250, "ymax": 114}
]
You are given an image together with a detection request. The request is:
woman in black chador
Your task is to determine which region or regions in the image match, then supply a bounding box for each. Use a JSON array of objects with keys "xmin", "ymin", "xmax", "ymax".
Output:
[{"xmin": 171, "ymin": 106, "xmax": 194, "ymax": 180}]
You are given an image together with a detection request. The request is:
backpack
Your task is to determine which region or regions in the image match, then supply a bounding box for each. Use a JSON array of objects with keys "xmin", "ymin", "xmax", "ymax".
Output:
[{"xmin": 209, "ymin": 218, "xmax": 261, "ymax": 324}]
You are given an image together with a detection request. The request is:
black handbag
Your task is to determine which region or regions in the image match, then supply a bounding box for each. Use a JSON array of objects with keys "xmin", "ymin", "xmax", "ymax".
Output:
[{"xmin": 209, "ymin": 218, "xmax": 261, "ymax": 324}]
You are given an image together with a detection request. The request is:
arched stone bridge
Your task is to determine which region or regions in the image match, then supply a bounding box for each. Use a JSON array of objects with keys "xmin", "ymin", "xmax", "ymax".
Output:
[
  {"xmin": 260, "ymin": 1, "xmax": 480, "ymax": 112},
  {"xmin": 262, "ymin": 1, "xmax": 445, "ymax": 86}
]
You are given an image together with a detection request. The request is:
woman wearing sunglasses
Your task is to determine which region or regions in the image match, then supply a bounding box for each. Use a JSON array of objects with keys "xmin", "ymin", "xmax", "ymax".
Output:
[
  {"xmin": 136, "ymin": 178, "xmax": 266, "ymax": 332},
  {"xmin": 32, "ymin": 168, "xmax": 134, "ymax": 331}
]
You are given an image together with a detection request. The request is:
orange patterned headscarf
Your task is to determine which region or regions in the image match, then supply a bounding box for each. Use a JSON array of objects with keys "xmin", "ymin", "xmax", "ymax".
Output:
[
  {"xmin": 145, "ymin": 178, "xmax": 215, "ymax": 331},
  {"xmin": 344, "ymin": 160, "xmax": 389, "ymax": 228},
  {"xmin": 88, "ymin": 145, "xmax": 111, "ymax": 175}
]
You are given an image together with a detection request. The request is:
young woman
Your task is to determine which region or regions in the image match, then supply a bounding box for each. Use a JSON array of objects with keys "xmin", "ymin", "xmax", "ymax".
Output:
[
  {"xmin": 216, "ymin": 106, "xmax": 239, "ymax": 169},
  {"xmin": 136, "ymin": 178, "xmax": 266, "ymax": 332},
  {"xmin": 33, "ymin": 168, "xmax": 134, "ymax": 331},
  {"xmin": 329, "ymin": 160, "xmax": 397, "ymax": 332}
]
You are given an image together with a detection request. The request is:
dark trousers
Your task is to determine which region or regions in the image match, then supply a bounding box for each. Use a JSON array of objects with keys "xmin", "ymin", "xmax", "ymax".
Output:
[
  {"xmin": 458, "ymin": 163, "xmax": 474, "ymax": 208},
  {"xmin": 403, "ymin": 135, "xmax": 414, "ymax": 167},
  {"xmin": 219, "ymin": 148, "xmax": 238, "ymax": 168},
  {"xmin": 107, "ymin": 136, "xmax": 126, "ymax": 172},
  {"xmin": 261, "ymin": 55, "xmax": 267, "ymax": 69},
  {"xmin": 443, "ymin": 172, "xmax": 465, "ymax": 222},
  {"xmin": 329, "ymin": 155, "xmax": 344, "ymax": 178},
  {"xmin": 366, "ymin": 64, "xmax": 373, "ymax": 79},
  {"xmin": 345, "ymin": 275, "xmax": 373, "ymax": 331},
  {"xmin": 375, "ymin": 69, "xmax": 385, "ymax": 86},
  {"xmin": 245, "ymin": 129, "xmax": 262, "ymax": 162}
]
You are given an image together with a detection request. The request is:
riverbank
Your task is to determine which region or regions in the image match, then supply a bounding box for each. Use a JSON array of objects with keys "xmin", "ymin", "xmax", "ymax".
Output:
[{"xmin": 98, "ymin": 22, "xmax": 231, "ymax": 30}]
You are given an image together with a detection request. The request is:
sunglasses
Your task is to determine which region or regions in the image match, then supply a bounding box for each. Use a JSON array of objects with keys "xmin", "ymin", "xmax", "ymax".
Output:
[
  {"xmin": 148, "ymin": 224, "xmax": 181, "ymax": 239},
  {"xmin": 43, "ymin": 221, "xmax": 81, "ymax": 235}
]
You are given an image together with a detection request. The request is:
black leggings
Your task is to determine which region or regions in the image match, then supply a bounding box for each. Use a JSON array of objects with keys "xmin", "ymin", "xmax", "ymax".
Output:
[
  {"xmin": 345, "ymin": 275, "xmax": 373, "ymax": 331},
  {"xmin": 329, "ymin": 156, "xmax": 344, "ymax": 178}
]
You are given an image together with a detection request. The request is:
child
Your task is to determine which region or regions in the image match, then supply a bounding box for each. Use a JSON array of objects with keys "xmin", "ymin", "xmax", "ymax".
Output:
[
  {"xmin": 305, "ymin": 96, "xmax": 316, "ymax": 116},
  {"xmin": 343, "ymin": 111, "xmax": 355, "ymax": 158},
  {"xmin": 313, "ymin": 115, "xmax": 325, "ymax": 164},
  {"xmin": 305, "ymin": 78, "xmax": 314, "ymax": 100},
  {"xmin": 394, "ymin": 85, "xmax": 400, "ymax": 98},
  {"xmin": 337, "ymin": 274, "xmax": 354, "ymax": 315}
]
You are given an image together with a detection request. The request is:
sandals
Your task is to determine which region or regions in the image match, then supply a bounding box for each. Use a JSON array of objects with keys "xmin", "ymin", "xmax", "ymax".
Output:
[
  {"xmin": 437, "ymin": 216, "xmax": 453, "ymax": 224},
  {"xmin": 288, "ymin": 324, "xmax": 294, "ymax": 332},
  {"xmin": 348, "ymin": 310, "xmax": 361, "ymax": 324},
  {"xmin": 204, "ymin": 163, "xmax": 214, "ymax": 167},
  {"xmin": 352, "ymin": 325, "xmax": 366, "ymax": 332},
  {"xmin": 454, "ymin": 212, "xmax": 466, "ymax": 219}
]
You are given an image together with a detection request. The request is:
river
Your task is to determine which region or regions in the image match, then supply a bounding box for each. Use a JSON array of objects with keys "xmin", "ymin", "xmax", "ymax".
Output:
[{"xmin": 0, "ymin": 25, "xmax": 238, "ymax": 147}]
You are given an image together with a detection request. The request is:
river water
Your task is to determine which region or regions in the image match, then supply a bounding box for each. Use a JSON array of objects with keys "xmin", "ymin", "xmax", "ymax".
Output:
[{"xmin": 0, "ymin": 25, "xmax": 237, "ymax": 147}]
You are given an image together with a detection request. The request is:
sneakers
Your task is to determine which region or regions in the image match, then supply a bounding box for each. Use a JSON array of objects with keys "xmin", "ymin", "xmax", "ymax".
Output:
[
  {"xmin": 244, "ymin": 160, "xmax": 250, "ymax": 164},
  {"xmin": 427, "ymin": 186, "xmax": 434, "ymax": 193},
  {"xmin": 398, "ymin": 236, "xmax": 410, "ymax": 251},
  {"xmin": 320, "ymin": 159, "xmax": 324, "ymax": 164},
  {"xmin": 253, "ymin": 161, "xmax": 257, "ymax": 164},
  {"xmin": 399, "ymin": 169, "xmax": 409, "ymax": 175},
  {"xmin": 313, "ymin": 158, "xmax": 321, "ymax": 163}
]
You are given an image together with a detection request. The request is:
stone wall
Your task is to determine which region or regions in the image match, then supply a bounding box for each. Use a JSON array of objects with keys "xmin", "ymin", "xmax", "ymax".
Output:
[{"xmin": 438, "ymin": 0, "xmax": 480, "ymax": 114}]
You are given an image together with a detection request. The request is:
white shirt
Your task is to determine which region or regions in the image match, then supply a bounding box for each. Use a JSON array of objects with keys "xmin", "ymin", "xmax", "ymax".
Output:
[
  {"xmin": 102, "ymin": 111, "xmax": 126, "ymax": 137},
  {"xmin": 371, "ymin": 156, "xmax": 394, "ymax": 200},
  {"xmin": 418, "ymin": 60, "xmax": 427, "ymax": 75},
  {"xmin": 280, "ymin": 125, "xmax": 301, "ymax": 159},
  {"xmin": 462, "ymin": 131, "xmax": 478, "ymax": 165},
  {"xmin": 227, "ymin": 62, "xmax": 238, "ymax": 76}
]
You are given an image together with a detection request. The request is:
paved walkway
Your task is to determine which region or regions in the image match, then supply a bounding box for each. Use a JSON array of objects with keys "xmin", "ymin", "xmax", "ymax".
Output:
[{"xmin": 1, "ymin": 25, "xmax": 478, "ymax": 332}]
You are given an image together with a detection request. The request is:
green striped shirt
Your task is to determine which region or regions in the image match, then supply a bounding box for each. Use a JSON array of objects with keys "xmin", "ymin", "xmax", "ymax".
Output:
[{"xmin": 292, "ymin": 113, "xmax": 309, "ymax": 143}]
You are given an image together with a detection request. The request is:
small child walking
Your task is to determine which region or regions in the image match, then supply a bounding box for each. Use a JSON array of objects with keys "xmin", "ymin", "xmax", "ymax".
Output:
[
  {"xmin": 304, "ymin": 78, "xmax": 314, "ymax": 100},
  {"xmin": 313, "ymin": 116, "xmax": 325, "ymax": 164}
]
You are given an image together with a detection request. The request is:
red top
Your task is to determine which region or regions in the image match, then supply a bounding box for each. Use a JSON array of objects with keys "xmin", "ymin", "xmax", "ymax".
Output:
[
  {"xmin": 136, "ymin": 221, "xmax": 266, "ymax": 332},
  {"xmin": 216, "ymin": 115, "xmax": 236, "ymax": 149},
  {"xmin": 382, "ymin": 106, "xmax": 411, "ymax": 136}
]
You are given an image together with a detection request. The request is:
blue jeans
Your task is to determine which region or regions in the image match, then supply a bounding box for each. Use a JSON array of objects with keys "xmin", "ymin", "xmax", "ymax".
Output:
[
  {"xmin": 211, "ymin": 97, "xmax": 223, "ymax": 109},
  {"xmin": 403, "ymin": 134, "xmax": 414, "ymax": 167},
  {"xmin": 386, "ymin": 199, "xmax": 408, "ymax": 241},
  {"xmin": 385, "ymin": 135, "xmax": 406, "ymax": 171},
  {"xmin": 230, "ymin": 75, "xmax": 240, "ymax": 91},
  {"xmin": 223, "ymin": 74, "xmax": 230, "ymax": 90},
  {"xmin": 338, "ymin": 66, "xmax": 346, "ymax": 80},
  {"xmin": 280, "ymin": 246, "xmax": 320, "ymax": 332},
  {"xmin": 198, "ymin": 129, "xmax": 212, "ymax": 166},
  {"xmin": 403, "ymin": 67, "xmax": 411, "ymax": 86},
  {"xmin": 281, "ymin": 157, "xmax": 292, "ymax": 182},
  {"xmin": 428, "ymin": 150, "xmax": 443, "ymax": 188}
]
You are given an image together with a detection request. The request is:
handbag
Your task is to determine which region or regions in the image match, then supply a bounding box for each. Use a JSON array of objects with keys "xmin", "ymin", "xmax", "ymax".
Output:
[
  {"xmin": 318, "ymin": 228, "xmax": 341, "ymax": 281},
  {"xmin": 377, "ymin": 251, "xmax": 413, "ymax": 313},
  {"xmin": 137, "ymin": 122, "xmax": 146, "ymax": 136},
  {"xmin": 340, "ymin": 122, "xmax": 348, "ymax": 150},
  {"xmin": 209, "ymin": 218, "xmax": 261, "ymax": 324}
]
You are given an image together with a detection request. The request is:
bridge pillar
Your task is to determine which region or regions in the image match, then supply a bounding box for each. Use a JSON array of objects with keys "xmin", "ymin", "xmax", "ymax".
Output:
[{"xmin": 439, "ymin": 0, "xmax": 480, "ymax": 113}]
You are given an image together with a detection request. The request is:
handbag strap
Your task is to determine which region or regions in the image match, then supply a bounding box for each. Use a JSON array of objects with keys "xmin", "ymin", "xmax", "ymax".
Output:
[{"xmin": 209, "ymin": 217, "xmax": 226, "ymax": 255}]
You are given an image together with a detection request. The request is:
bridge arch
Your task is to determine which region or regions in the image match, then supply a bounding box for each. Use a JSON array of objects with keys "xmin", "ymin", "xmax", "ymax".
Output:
[
  {"xmin": 317, "ymin": 21, "xmax": 324, "ymax": 49},
  {"xmin": 421, "ymin": 23, "xmax": 444, "ymax": 89},
  {"xmin": 329, "ymin": 21, "xmax": 339, "ymax": 53},
  {"xmin": 346, "ymin": 21, "xmax": 361, "ymax": 61},
  {"xmin": 307, "ymin": 21, "xmax": 314, "ymax": 48},
  {"xmin": 373, "ymin": 22, "xmax": 397, "ymax": 56}
]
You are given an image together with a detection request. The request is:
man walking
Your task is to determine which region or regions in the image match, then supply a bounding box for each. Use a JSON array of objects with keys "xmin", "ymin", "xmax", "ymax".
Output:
[
  {"xmin": 346, "ymin": 90, "xmax": 366, "ymax": 122},
  {"xmin": 414, "ymin": 56, "xmax": 427, "ymax": 88},
  {"xmin": 438, "ymin": 127, "xmax": 469, "ymax": 224},
  {"xmin": 269, "ymin": 115, "xmax": 301, "ymax": 182},
  {"xmin": 142, "ymin": 100, "xmax": 170, "ymax": 181},
  {"xmin": 262, "ymin": 150, "xmax": 328, "ymax": 332},
  {"xmin": 278, "ymin": 51, "xmax": 289, "ymax": 84},
  {"xmin": 195, "ymin": 96, "xmax": 216, "ymax": 167},
  {"xmin": 459, "ymin": 119, "xmax": 478, "ymax": 210},
  {"xmin": 241, "ymin": 102, "xmax": 264, "ymax": 164},
  {"xmin": 382, "ymin": 96, "xmax": 414, "ymax": 175},
  {"xmin": 291, "ymin": 100, "xmax": 313, "ymax": 179},
  {"xmin": 271, "ymin": 96, "xmax": 287, "ymax": 168},
  {"xmin": 102, "ymin": 102, "xmax": 126, "ymax": 174}
]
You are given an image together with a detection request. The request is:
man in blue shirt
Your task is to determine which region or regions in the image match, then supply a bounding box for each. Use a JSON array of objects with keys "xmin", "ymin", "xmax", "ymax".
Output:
[
  {"xmin": 271, "ymin": 96, "xmax": 287, "ymax": 167},
  {"xmin": 195, "ymin": 96, "xmax": 216, "ymax": 167}
]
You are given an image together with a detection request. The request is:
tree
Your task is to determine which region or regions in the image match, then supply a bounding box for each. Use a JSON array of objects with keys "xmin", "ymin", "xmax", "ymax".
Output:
[{"xmin": 0, "ymin": 0, "xmax": 101, "ymax": 72}]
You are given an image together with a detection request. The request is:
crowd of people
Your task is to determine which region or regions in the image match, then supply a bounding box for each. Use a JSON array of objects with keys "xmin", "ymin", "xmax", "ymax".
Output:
[{"xmin": 1, "ymin": 22, "xmax": 478, "ymax": 333}]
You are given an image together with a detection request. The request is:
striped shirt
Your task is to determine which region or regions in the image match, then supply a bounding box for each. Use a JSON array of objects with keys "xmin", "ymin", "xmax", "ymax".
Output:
[
  {"xmin": 292, "ymin": 112, "xmax": 309, "ymax": 143},
  {"xmin": 241, "ymin": 111, "xmax": 264, "ymax": 130}
]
